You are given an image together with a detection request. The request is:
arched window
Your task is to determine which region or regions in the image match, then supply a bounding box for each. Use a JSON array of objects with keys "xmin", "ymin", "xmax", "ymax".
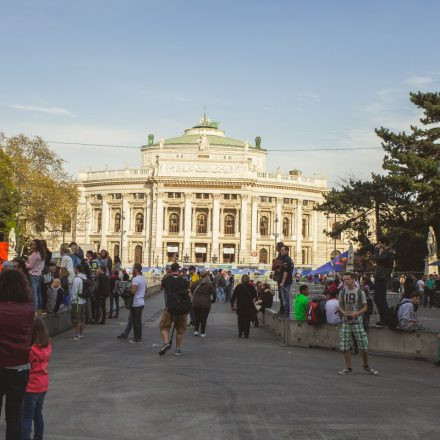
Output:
[
  {"xmin": 224, "ymin": 214, "xmax": 235, "ymax": 235},
  {"xmin": 97, "ymin": 210, "xmax": 102, "ymax": 233},
  {"xmin": 260, "ymin": 216, "xmax": 269, "ymax": 236},
  {"xmin": 302, "ymin": 216, "xmax": 309, "ymax": 238},
  {"xmin": 259, "ymin": 248, "xmax": 268, "ymax": 264},
  {"xmin": 114, "ymin": 212, "xmax": 121, "ymax": 233},
  {"xmin": 134, "ymin": 245, "xmax": 143, "ymax": 264},
  {"xmin": 197, "ymin": 213, "xmax": 207, "ymax": 234},
  {"xmin": 114, "ymin": 243, "xmax": 120, "ymax": 258},
  {"xmin": 282, "ymin": 217, "xmax": 289, "ymax": 237},
  {"xmin": 135, "ymin": 213, "xmax": 144, "ymax": 233},
  {"xmin": 169, "ymin": 213, "xmax": 179, "ymax": 233}
]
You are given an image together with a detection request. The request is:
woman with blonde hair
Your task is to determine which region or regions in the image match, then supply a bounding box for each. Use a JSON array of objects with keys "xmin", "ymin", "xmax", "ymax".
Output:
[{"xmin": 230, "ymin": 274, "xmax": 257, "ymax": 338}]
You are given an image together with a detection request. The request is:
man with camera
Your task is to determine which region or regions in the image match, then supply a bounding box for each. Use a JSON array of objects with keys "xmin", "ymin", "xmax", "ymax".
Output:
[{"xmin": 338, "ymin": 272, "xmax": 378, "ymax": 376}]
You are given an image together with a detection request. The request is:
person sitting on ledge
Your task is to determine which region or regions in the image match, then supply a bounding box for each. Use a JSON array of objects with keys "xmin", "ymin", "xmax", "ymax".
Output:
[
  {"xmin": 397, "ymin": 292, "xmax": 423, "ymax": 331},
  {"xmin": 294, "ymin": 284, "xmax": 310, "ymax": 321}
]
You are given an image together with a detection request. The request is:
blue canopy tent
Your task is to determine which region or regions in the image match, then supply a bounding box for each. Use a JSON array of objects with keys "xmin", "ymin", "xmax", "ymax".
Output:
[{"xmin": 309, "ymin": 250, "xmax": 349, "ymax": 276}]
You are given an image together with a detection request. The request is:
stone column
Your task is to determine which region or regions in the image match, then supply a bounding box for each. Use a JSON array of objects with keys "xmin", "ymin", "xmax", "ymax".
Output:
[
  {"xmin": 312, "ymin": 210, "xmax": 318, "ymax": 266},
  {"xmin": 101, "ymin": 198, "xmax": 109, "ymax": 249},
  {"xmin": 276, "ymin": 198, "xmax": 282, "ymax": 240},
  {"xmin": 121, "ymin": 196, "xmax": 130, "ymax": 266},
  {"xmin": 240, "ymin": 195, "xmax": 248, "ymax": 262},
  {"xmin": 296, "ymin": 198, "xmax": 303, "ymax": 263},
  {"xmin": 155, "ymin": 192, "xmax": 163, "ymax": 264},
  {"xmin": 183, "ymin": 195, "xmax": 192, "ymax": 257},
  {"xmin": 212, "ymin": 195, "xmax": 220, "ymax": 259},
  {"xmin": 251, "ymin": 196, "xmax": 258, "ymax": 254}
]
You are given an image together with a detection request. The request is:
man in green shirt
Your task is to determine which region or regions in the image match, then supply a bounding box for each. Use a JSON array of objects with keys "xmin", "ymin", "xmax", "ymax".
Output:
[{"xmin": 294, "ymin": 285, "xmax": 310, "ymax": 320}]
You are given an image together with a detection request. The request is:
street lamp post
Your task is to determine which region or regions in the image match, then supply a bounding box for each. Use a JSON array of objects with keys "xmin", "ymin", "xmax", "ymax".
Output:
[
  {"xmin": 274, "ymin": 214, "xmax": 279, "ymax": 258},
  {"xmin": 120, "ymin": 195, "xmax": 125, "ymax": 266}
]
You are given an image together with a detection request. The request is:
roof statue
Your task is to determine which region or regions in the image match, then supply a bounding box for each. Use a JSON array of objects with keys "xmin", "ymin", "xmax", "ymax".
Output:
[
  {"xmin": 427, "ymin": 226, "xmax": 437, "ymax": 258},
  {"xmin": 198, "ymin": 113, "xmax": 219, "ymax": 129}
]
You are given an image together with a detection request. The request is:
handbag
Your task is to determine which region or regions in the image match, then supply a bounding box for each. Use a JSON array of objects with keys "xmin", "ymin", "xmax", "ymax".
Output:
[{"xmin": 43, "ymin": 272, "xmax": 53, "ymax": 284}]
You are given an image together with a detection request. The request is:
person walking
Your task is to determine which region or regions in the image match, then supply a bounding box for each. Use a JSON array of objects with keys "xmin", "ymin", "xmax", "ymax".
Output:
[
  {"xmin": 191, "ymin": 270, "xmax": 216, "ymax": 337},
  {"xmin": 129, "ymin": 263, "xmax": 147, "ymax": 343},
  {"xmin": 21, "ymin": 318, "xmax": 52, "ymax": 440},
  {"xmin": 372, "ymin": 236, "xmax": 395, "ymax": 328},
  {"xmin": 158, "ymin": 263, "xmax": 190, "ymax": 356},
  {"xmin": 26, "ymin": 239, "xmax": 46, "ymax": 312},
  {"xmin": 338, "ymin": 272, "xmax": 378, "ymax": 375},
  {"xmin": 231, "ymin": 275, "xmax": 258, "ymax": 338},
  {"xmin": 0, "ymin": 269, "xmax": 35, "ymax": 440},
  {"xmin": 93, "ymin": 265, "xmax": 110, "ymax": 324}
]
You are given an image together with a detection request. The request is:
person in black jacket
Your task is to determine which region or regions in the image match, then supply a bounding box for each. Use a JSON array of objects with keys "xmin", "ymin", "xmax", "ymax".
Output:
[
  {"xmin": 93, "ymin": 264, "xmax": 110, "ymax": 324},
  {"xmin": 373, "ymin": 236, "xmax": 395, "ymax": 328},
  {"xmin": 230, "ymin": 275, "xmax": 257, "ymax": 338}
]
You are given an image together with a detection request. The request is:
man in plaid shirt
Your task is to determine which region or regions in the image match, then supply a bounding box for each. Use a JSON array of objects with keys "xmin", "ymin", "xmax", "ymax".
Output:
[{"xmin": 338, "ymin": 272, "xmax": 378, "ymax": 375}]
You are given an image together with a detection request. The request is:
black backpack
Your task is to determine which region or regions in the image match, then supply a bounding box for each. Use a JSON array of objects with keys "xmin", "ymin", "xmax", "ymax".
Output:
[
  {"xmin": 78, "ymin": 277, "xmax": 93, "ymax": 299},
  {"xmin": 388, "ymin": 299, "xmax": 409, "ymax": 330},
  {"xmin": 165, "ymin": 276, "xmax": 191, "ymax": 315}
]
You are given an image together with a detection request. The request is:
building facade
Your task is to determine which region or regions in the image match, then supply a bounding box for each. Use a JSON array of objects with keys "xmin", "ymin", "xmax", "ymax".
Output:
[{"xmin": 75, "ymin": 116, "xmax": 349, "ymax": 268}]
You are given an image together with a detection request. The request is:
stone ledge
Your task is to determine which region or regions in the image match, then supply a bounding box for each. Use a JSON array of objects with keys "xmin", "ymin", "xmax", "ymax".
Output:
[
  {"xmin": 263, "ymin": 309, "xmax": 438, "ymax": 360},
  {"xmin": 42, "ymin": 283, "xmax": 162, "ymax": 337}
]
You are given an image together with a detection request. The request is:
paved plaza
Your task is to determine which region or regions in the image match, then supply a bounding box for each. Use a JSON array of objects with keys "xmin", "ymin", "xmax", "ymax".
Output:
[{"xmin": 3, "ymin": 293, "xmax": 439, "ymax": 440}]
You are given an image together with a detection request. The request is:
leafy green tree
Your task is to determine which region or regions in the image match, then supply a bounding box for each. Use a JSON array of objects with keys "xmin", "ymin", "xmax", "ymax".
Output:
[
  {"xmin": 0, "ymin": 149, "xmax": 17, "ymax": 237},
  {"xmin": 316, "ymin": 91, "xmax": 440, "ymax": 271},
  {"xmin": 0, "ymin": 133, "xmax": 78, "ymax": 253}
]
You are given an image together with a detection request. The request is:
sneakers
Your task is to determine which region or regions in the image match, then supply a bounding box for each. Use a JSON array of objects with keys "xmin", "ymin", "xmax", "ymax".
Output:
[
  {"xmin": 158, "ymin": 342, "xmax": 172, "ymax": 356},
  {"xmin": 117, "ymin": 334, "xmax": 128, "ymax": 339},
  {"xmin": 70, "ymin": 336, "xmax": 80, "ymax": 341},
  {"xmin": 373, "ymin": 321, "xmax": 385, "ymax": 328},
  {"xmin": 363, "ymin": 366, "xmax": 379, "ymax": 375},
  {"xmin": 194, "ymin": 331, "xmax": 199, "ymax": 336},
  {"xmin": 200, "ymin": 333, "xmax": 206, "ymax": 338},
  {"xmin": 338, "ymin": 368, "xmax": 354, "ymax": 375},
  {"xmin": 174, "ymin": 349, "xmax": 184, "ymax": 356},
  {"xmin": 129, "ymin": 338, "xmax": 142, "ymax": 344}
]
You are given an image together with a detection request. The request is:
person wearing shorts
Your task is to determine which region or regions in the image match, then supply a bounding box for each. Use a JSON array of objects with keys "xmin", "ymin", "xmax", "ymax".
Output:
[
  {"xmin": 338, "ymin": 272, "xmax": 378, "ymax": 376},
  {"xmin": 70, "ymin": 265, "xmax": 87, "ymax": 340},
  {"xmin": 158, "ymin": 263, "xmax": 190, "ymax": 356}
]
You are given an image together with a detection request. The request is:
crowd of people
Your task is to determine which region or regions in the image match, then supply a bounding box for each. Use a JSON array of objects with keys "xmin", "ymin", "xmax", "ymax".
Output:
[{"xmin": 1, "ymin": 236, "xmax": 439, "ymax": 439}]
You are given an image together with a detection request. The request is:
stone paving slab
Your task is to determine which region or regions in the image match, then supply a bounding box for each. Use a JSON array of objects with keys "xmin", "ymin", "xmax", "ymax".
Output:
[{"xmin": 2, "ymin": 293, "xmax": 439, "ymax": 440}]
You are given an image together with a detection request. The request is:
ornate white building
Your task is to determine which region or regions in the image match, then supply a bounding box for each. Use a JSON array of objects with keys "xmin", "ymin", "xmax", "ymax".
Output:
[{"xmin": 75, "ymin": 116, "xmax": 349, "ymax": 268}]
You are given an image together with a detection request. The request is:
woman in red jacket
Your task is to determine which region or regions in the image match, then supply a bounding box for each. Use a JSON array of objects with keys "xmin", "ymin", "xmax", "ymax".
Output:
[
  {"xmin": 21, "ymin": 318, "xmax": 51, "ymax": 440},
  {"xmin": 0, "ymin": 269, "xmax": 35, "ymax": 440}
]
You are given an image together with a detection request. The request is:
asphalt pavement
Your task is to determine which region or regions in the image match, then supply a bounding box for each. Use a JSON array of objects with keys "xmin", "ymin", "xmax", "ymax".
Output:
[{"xmin": 2, "ymin": 292, "xmax": 439, "ymax": 440}]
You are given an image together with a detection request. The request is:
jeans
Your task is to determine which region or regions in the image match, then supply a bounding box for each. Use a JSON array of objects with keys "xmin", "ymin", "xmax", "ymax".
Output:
[
  {"xmin": 193, "ymin": 307, "xmax": 210, "ymax": 334},
  {"xmin": 0, "ymin": 368, "xmax": 29, "ymax": 440},
  {"xmin": 131, "ymin": 306, "xmax": 144, "ymax": 340},
  {"xmin": 21, "ymin": 392, "xmax": 46, "ymax": 440},
  {"xmin": 30, "ymin": 275, "xmax": 41, "ymax": 310},
  {"xmin": 122, "ymin": 310, "xmax": 133, "ymax": 337},
  {"xmin": 374, "ymin": 279, "xmax": 389, "ymax": 323},
  {"xmin": 216, "ymin": 287, "xmax": 225, "ymax": 303},
  {"xmin": 277, "ymin": 282, "xmax": 284, "ymax": 313},
  {"xmin": 280, "ymin": 284, "xmax": 292, "ymax": 318},
  {"xmin": 109, "ymin": 294, "xmax": 120, "ymax": 318}
]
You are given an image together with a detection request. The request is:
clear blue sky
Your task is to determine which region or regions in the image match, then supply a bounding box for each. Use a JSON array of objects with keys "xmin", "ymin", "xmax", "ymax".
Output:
[{"xmin": 1, "ymin": 0, "xmax": 439, "ymax": 186}]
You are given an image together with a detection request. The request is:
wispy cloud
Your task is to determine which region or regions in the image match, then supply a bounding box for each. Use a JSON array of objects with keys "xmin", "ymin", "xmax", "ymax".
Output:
[
  {"xmin": 405, "ymin": 76, "xmax": 433, "ymax": 86},
  {"xmin": 10, "ymin": 104, "xmax": 77, "ymax": 117},
  {"xmin": 295, "ymin": 91, "xmax": 320, "ymax": 103}
]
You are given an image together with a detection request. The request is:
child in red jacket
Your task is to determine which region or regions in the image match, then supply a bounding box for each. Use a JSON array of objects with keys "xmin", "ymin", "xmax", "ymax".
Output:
[{"xmin": 21, "ymin": 317, "xmax": 52, "ymax": 440}]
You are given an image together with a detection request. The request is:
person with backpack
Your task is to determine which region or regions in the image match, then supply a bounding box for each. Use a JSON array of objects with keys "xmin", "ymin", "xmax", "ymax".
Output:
[
  {"xmin": 21, "ymin": 317, "xmax": 52, "ymax": 440},
  {"xmin": 337, "ymin": 272, "xmax": 378, "ymax": 375},
  {"xmin": 109, "ymin": 270, "xmax": 122, "ymax": 319},
  {"xmin": 294, "ymin": 284, "xmax": 310, "ymax": 321},
  {"xmin": 70, "ymin": 264, "xmax": 90, "ymax": 340},
  {"xmin": 93, "ymin": 264, "xmax": 110, "ymax": 324},
  {"xmin": 272, "ymin": 241, "xmax": 285, "ymax": 316},
  {"xmin": 191, "ymin": 270, "xmax": 216, "ymax": 337},
  {"xmin": 397, "ymin": 292, "xmax": 422, "ymax": 331},
  {"xmin": 158, "ymin": 263, "xmax": 191, "ymax": 356}
]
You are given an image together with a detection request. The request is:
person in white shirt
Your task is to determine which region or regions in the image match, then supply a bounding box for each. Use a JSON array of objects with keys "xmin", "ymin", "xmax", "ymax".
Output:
[
  {"xmin": 325, "ymin": 290, "xmax": 341, "ymax": 325},
  {"xmin": 70, "ymin": 265, "xmax": 88, "ymax": 340},
  {"xmin": 130, "ymin": 263, "xmax": 147, "ymax": 343},
  {"xmin": 60, "ymin": 244, "xmax": 75, "ymax": 304}
]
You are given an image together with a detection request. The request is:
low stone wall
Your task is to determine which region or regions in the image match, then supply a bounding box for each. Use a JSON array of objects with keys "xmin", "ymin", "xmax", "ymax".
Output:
[
  {"xmin": 263, "ymin": 309, "xmax": 438, "ymax": 360},
  {"xmin": 43, "ymin": 283, "xmax": 162, "ymax": 337}
]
